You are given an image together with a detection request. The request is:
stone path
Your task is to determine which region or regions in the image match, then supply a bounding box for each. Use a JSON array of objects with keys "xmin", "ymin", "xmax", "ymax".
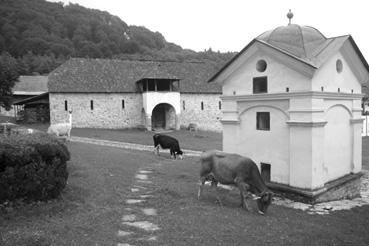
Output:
[{"xmin": 117, "ymin": 168, "xmax": 160, "ymax": 246}]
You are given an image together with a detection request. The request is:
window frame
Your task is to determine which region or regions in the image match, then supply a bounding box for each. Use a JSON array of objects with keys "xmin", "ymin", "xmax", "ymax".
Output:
[
  {"xmin": 256, "ymin": 112, "xmax": 270, "ymax": 131},
  {"xmin": 253, "ymin": 76, "xmax": 268, "ymax": 94}
]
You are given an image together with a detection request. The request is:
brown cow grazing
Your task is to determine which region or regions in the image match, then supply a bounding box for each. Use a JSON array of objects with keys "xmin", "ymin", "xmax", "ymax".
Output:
[{"xmin": 198, "ymin": 150, "xmax": 272, "ymax": 215}]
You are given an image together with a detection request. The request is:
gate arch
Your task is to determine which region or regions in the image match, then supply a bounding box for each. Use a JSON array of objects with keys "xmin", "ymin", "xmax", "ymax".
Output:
[{"xmin": 151, "ymin": 103, "xmax": 176, "ymax": 130}]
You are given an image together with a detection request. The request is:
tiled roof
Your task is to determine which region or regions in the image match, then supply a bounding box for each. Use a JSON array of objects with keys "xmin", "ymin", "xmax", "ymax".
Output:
[
  {"xmin": 48, "ymin": 58, "xmax": 221, "ymax": 93},
  {"xmin": 13, "ymin": 75, "xmax": 48, "ymax": 95},
  {"xmin": 209, "ymin": 25, "xmax": 369, "ymax": 82},
  {"xmin": 257, "ymin": 25, "xmax": 327, "ymax": 60}
]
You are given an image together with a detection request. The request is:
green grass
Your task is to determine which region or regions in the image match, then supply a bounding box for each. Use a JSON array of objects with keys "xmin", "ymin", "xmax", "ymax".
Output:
[
  {"xmin": 0, "ymin": 143, "xmax": 157, "ymax": 246},
  {"xmin": 0, "ymin": 140, "xmax": 368, "ymax": 245},
  {"xmin": 0, "ymin": 118, "xmax": 222, "ymax": 151},
  {"xmin": 70, "ymin": 127, "xmax": 222, "ymax": 151},
  {"xmin": 1, "ymin": 118, "xmax": 369, "ymax": 245},
  {"xmin": 148, "ymin": 157, "xmax": 369, "ymax": 246}
]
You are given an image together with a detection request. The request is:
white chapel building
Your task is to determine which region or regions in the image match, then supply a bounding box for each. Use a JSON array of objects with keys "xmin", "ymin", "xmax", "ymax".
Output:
[{"xmin": 209, "ymin": 13, "xmax": 369, "ymax": 202}]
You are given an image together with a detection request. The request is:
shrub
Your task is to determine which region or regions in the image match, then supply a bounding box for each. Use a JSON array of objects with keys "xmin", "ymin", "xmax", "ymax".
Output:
[{"xmin": 0, "ymin": 133, "xmax": 70, "ymax": 202}]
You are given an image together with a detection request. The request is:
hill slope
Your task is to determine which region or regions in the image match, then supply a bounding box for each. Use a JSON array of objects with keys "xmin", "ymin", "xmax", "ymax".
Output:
[{"xmin": 0, "ymin": 0, "xmax": 235, "ymax": 74}]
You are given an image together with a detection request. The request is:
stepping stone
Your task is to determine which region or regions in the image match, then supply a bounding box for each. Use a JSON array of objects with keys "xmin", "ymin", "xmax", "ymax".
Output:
[
  {"xmin": 146, "ymin": 236, "xmax": 157, "ymax": 241},
  {"xmin": 122, "ymin": 221, "xmax": 160, "ymax": 231},
  {"xmin": 131, "ymin": 188, "xmax": 139, "ymax": 192},
  {"xmin": 122, "ymin": 214, "xmax": 136, "ymax": 221},
  {"xmin": 139, "ymin": 170, "xmax": 152, "ymax": 174},
  {"xmin": 117, "ymin": 243, "xmax": 134, "ymax": 246},
  {"xmin": 140, "ymin": 195, "xmax": 153, "ymax": 199},
  {"xmin": 126, "ymin": 199, "xmax": 145, "ymax": 204},
  {"xmin": 135, "ymin": 174, "xmax": 148, "ymax": 180},
  {"xmin": 133, "ymin": 185, "xmax": 147, "ymax": 190},
  {"xmin": 141, "ymin": 208, "xmax": 157, "ymax": 216},
  {"xmin": 137, "ymin": 180, "xmax": 152, "ymax": 184},
  {"xmin": 139, "ymin": 236, "xmax": 157, "ymax": 241},
  {"xmin": 117, "ymin": 230, "xmax": 133, "ymax": 237}
]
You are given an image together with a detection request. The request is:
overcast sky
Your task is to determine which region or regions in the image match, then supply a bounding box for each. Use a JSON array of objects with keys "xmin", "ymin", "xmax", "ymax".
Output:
[{"xmin": 48, "ymin": 0, "xmax": 369, "ymax": 58}]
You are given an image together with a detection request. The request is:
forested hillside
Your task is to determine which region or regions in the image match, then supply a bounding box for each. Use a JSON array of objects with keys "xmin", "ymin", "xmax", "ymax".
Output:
[{"xmin": 0, "ymin": 0, "xmax": 235, "ymax": 75}]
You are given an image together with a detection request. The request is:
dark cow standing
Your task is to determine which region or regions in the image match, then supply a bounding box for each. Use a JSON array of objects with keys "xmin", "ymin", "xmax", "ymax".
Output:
[
  {"xmin": 198, "ymin": 150, "xmax": 272, "ymax": 214},
  {"xmin": 153, "ymin": 134, "xmax": 183, "ymax": 159}
]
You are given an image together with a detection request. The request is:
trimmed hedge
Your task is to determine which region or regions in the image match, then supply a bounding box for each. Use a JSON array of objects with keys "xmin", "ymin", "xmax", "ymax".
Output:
[{"xmin": 0, "ymin": 133, "xmax": 70, "ymax": 202}]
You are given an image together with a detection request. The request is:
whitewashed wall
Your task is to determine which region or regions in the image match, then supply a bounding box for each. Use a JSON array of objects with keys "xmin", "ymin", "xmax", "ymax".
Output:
[{"xmin": 180, "ymin": 93, "xmax": 222, "ymax": 132}]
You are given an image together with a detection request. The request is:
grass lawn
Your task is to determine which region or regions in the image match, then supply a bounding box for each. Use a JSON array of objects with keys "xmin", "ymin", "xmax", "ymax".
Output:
[
  {"xmin": 0, "ymin": 117, "xmax": 222, "ymax": 151},
  {"xmin": 149, "ymin": 156, "xmax": 369, "ymax": 246},
  {"xmin": 0, "ymin": 142, "xmax": 161, "ymax": 245},
  {"xmin": 70, "ymin": 127, "xmax": 222, "ymax": 151},
  {"xmin": 0, "ymin": 139, "xmax": 368, "ymax": 245},
  {"xmin": 1, "ymin": 117, "xmax": 369, "ymax": 245}
]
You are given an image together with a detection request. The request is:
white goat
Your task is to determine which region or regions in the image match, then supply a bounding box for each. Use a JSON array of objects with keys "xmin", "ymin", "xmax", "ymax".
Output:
[{"xmin": 47, "ymin": 110, "xmax": 73, "ymax": 139}]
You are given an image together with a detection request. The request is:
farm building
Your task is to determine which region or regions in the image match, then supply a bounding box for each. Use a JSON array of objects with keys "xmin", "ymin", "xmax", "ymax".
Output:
[
  {"xmin": 47, "ymin": 58, "xmax": 222, "ymax": 132},
  {"xmin": 13, "ymin": 92, "xmax": 50, "ymax": 123},
  {"xmin": 209, "ymin": 14, "xmax": 369, "ymax": 202},
  {"xmin": 0, "ymin": 75, "xmax": 48, "ymax": 120}
]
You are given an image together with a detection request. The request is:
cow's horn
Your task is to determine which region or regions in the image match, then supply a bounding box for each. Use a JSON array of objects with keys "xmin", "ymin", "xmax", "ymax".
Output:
[
  {"xmin": 258, "ymin": 210, "xmax": 265, "ymax": 215},
  {"xmin": 253, "ymin": 196, "xmax": 261, "ymax": 200}
]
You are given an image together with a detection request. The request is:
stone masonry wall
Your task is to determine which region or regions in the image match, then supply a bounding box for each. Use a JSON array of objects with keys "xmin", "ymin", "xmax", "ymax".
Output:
[
  {"xmin": 49, "ymin": 92, "xmax": 223, "ymax": 132},
  {"xmin": 180, "ymin": 93, "xmax": 222, "ymax": 132},
  {"xmin": 49, "ymin": 93, "xmax": 143, "ymax": 128}
]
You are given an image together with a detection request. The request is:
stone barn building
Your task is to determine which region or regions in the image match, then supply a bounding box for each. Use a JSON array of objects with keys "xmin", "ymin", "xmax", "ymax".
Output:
[
  {"xmin": 209, "ymin": 16, "xmax": 369, "ymax": 202},
  {"xmin": 48, "ymin": 58, "xmax": 222, "ymax": 132}
]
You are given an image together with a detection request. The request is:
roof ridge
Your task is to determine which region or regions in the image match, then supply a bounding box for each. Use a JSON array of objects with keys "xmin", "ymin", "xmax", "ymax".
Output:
[
  {"xmin": 303, "ymin": 25, "xmax": 327, "ymax": 39},
  {"xmin": 297, "ymin": 25, "xmax": 308, "ymax": 58},
  {"xmin": 256, "ymin": 40, "xmax": 317, "ymax": 68}
]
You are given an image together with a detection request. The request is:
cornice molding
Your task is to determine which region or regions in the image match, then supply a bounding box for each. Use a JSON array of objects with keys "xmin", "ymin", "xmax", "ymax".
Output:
[
  {"xmin": 286, "ymin": 121, "xmax": 327, "ymax": 127},
  {"xmin": 220, "ymin": 119, "xmax": 240, "ymax": 125},
  {"xmin": 222, "ymin": 110, "xmax": 239, "ymax": 114},
  {"xmin": 350, "ymin": 118, "xmax": 364, "ymax": 124},
  {"xmin": 221, "ymin": 91, "xmax": 364, "ymax": 101},
  {"xmin": 288, "ymin": 108, "xmax": 325, "ymax": 113}
]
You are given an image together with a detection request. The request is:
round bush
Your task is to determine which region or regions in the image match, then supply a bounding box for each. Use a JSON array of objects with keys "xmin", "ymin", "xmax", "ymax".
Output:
[{"xmin": 0, "ymin": 133, "xmax": 70, "ymax": 202}]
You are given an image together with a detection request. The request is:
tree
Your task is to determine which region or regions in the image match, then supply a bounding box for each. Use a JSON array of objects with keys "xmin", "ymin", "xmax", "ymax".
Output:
[{"xmin": 0, "ymin": 52, "xmax": 19, "ymax": 110}]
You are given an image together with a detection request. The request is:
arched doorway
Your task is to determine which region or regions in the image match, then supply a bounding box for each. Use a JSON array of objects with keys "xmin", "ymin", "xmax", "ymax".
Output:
[{"xmin": 151, "ymin": 103, "xmax": 176, "ymax": 130}]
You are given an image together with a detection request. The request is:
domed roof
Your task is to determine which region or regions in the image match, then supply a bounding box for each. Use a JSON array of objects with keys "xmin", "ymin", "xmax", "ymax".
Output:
[{"xmin": 257, "ymin": 24, "xmax": 327, "ymax": 59}]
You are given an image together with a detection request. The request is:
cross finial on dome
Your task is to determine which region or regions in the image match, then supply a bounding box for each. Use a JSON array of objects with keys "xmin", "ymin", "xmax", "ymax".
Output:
[{"xmin": 287, "ymin": 9, "xmax": 294, "ymax": 25}]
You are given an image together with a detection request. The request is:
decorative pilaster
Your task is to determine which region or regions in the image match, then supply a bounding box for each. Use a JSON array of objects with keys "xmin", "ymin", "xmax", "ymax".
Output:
[
  {"xmin": 145, "ymin": 114, "xmax": 152, "ymax": 131},
  {"xmin": 175, "ymin": 114, "xmax": 180, "ymax": 130},
  {"xmin": 351, "ymin": 118, "xmax": 364, "ymax": 173}
]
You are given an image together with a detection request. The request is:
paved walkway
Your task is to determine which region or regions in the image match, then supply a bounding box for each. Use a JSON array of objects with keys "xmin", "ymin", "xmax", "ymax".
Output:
[
  {"xmin": 117, "ymin": 167, "xmax": 160, "ymax": 246},
  {"xmin": 70, "ymin": 136, "xmax": 203, "ymax": 157}
]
